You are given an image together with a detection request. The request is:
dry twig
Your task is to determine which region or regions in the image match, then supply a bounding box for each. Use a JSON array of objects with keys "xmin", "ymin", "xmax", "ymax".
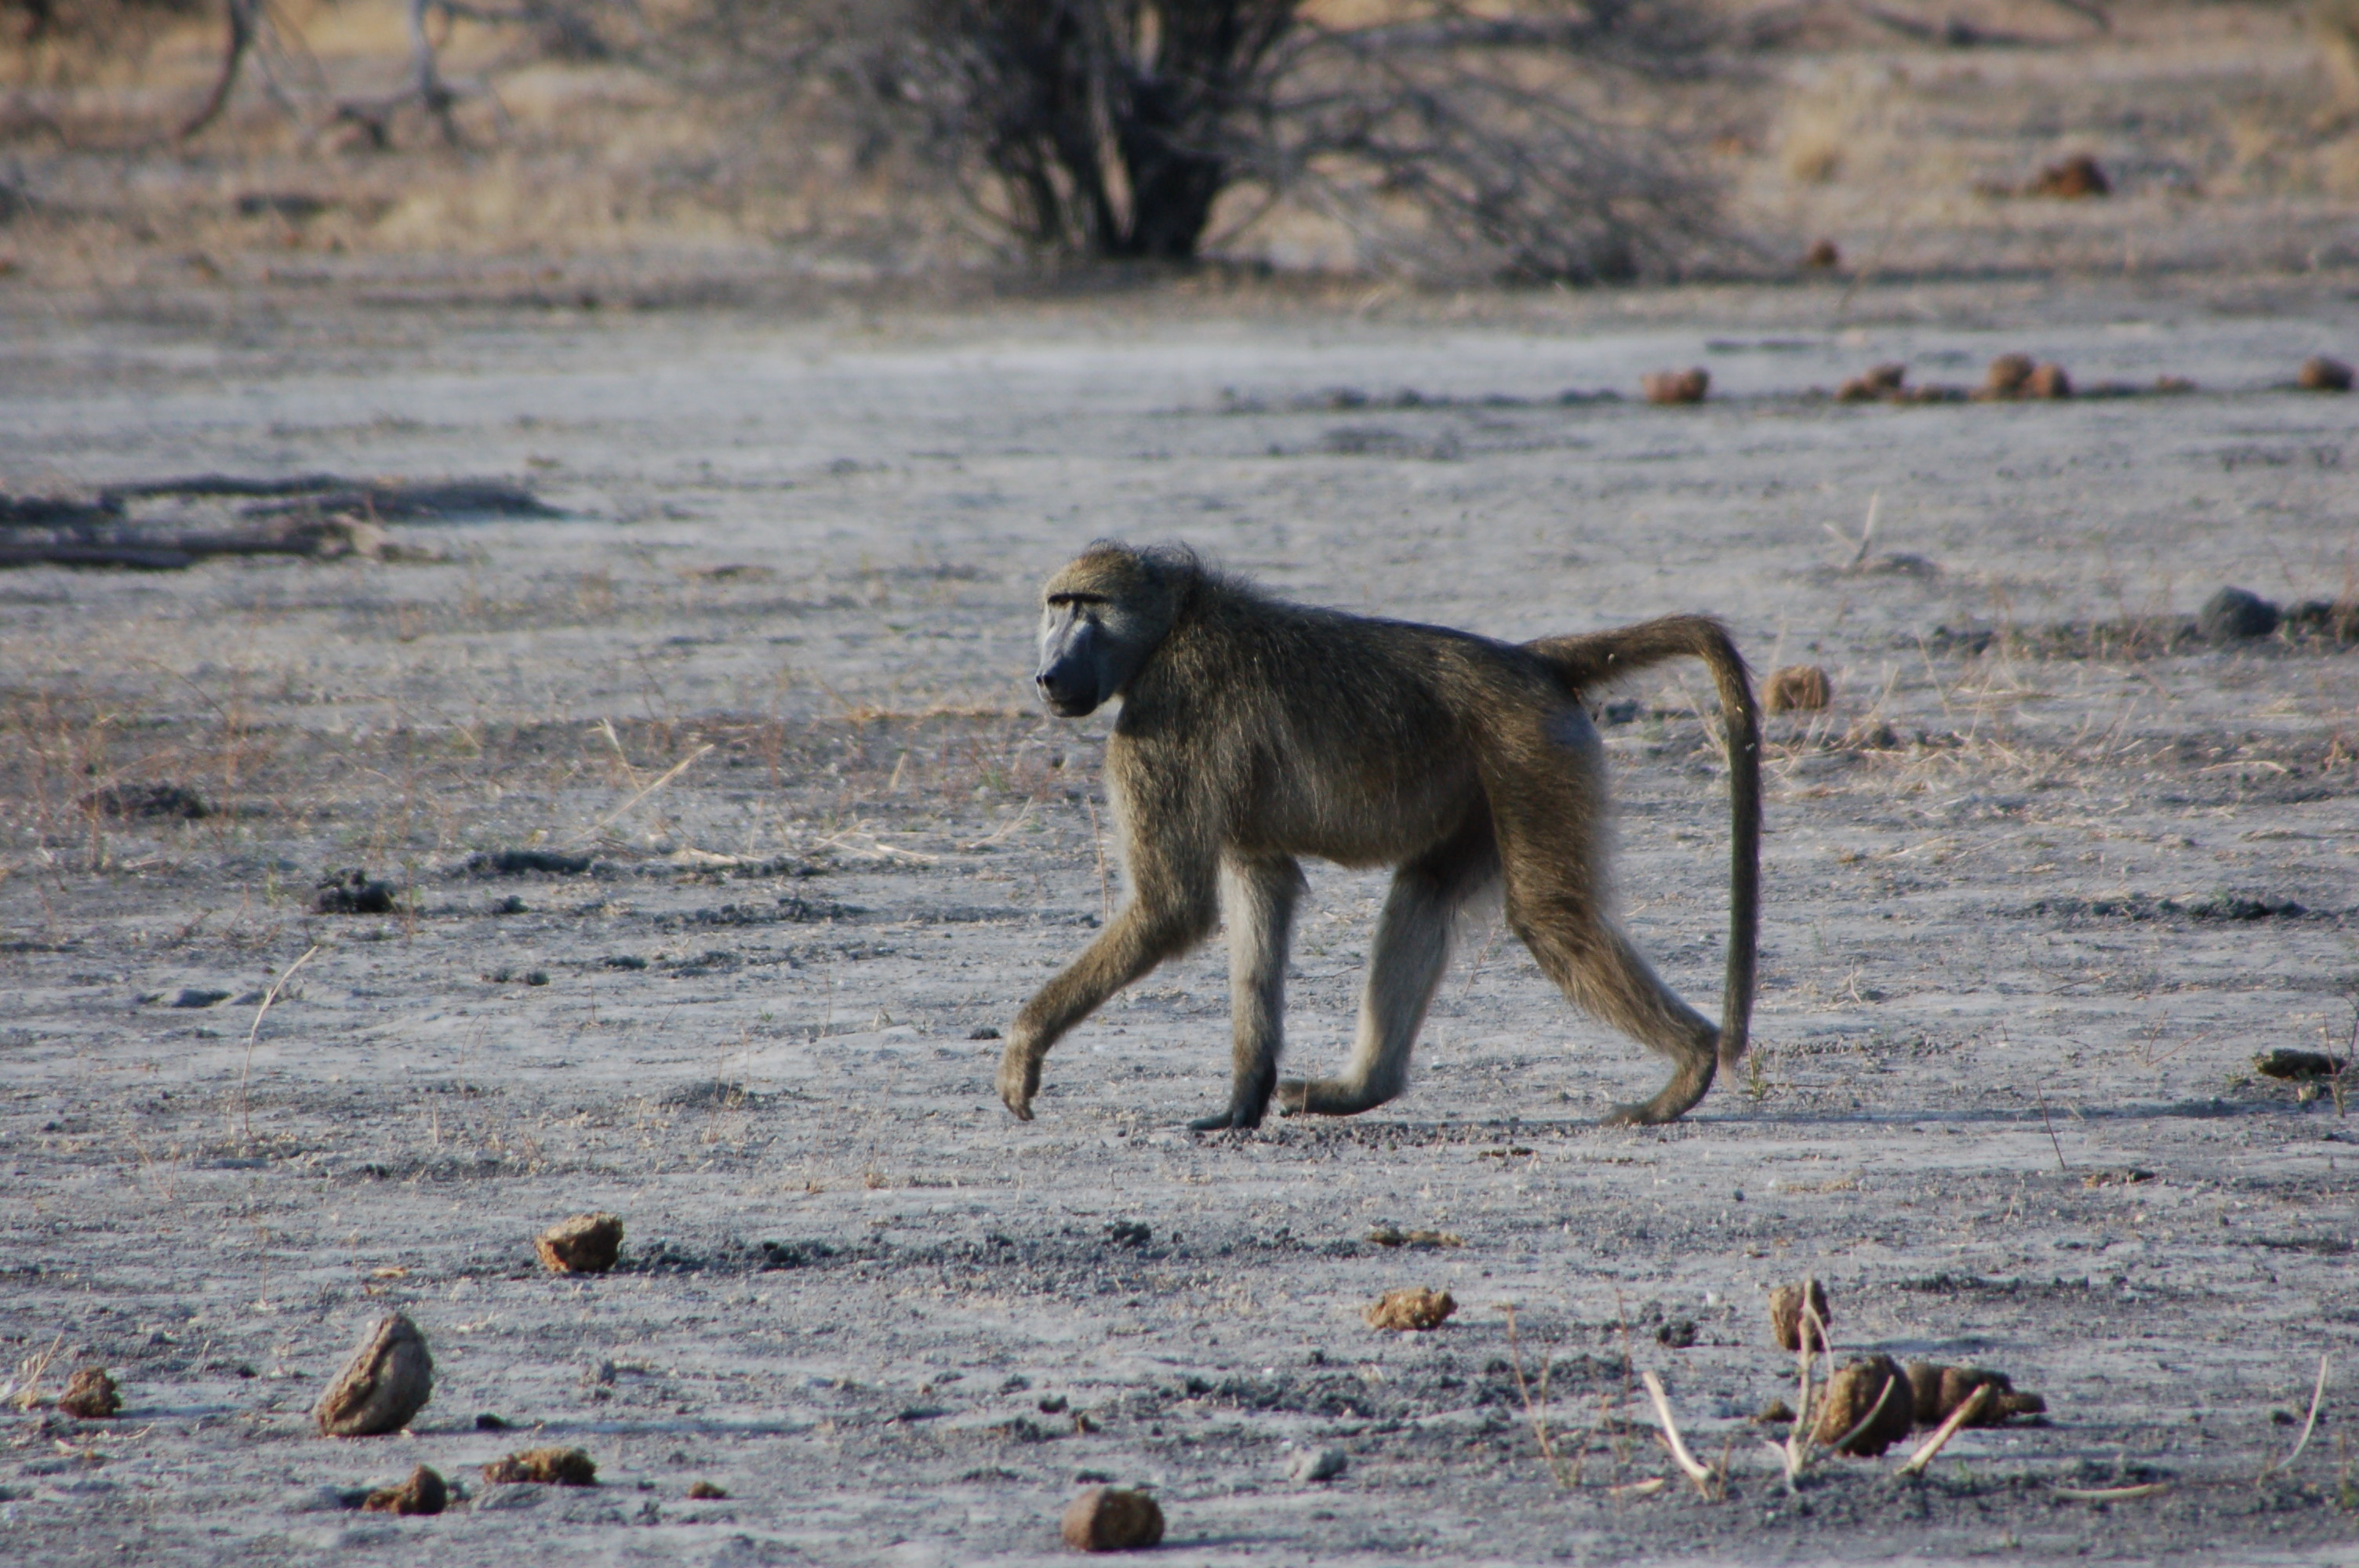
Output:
[
  {"xmin": 1640, "ymin": 1370, "xmax": 1719, "ymax": 1498},
  {"xmin": 1896, "ymin": 1383, "xmax": 1990, "ymax": 1477}
]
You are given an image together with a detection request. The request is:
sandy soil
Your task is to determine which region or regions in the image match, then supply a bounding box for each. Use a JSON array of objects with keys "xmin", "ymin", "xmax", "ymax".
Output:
[{"xmin": 2, "ymin": 272, "xmax": 2357, "ymax": 1565}]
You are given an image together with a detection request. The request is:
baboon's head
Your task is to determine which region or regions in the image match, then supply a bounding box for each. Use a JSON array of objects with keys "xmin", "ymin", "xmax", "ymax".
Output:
[{"xmin": 1034, "ymin": 543, "xmax": 1194, "ymax": 717}]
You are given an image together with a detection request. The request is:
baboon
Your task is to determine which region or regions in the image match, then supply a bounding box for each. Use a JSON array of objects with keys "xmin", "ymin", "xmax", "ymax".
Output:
[{"xmin": 997, "ymin": 543, "xmax": 1760, "ymax": 1131}]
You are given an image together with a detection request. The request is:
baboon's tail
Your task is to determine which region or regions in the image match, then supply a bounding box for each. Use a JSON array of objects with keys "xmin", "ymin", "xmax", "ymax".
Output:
[{"xmin": 1524, "ymin": 615, "xmax": 1760, "ymax": 1068}]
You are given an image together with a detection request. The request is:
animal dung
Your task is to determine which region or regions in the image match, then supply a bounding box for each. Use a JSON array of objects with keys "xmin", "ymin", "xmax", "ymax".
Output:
[
  {"xmin": 1060, "ymin": 1486, "xmax": 1165, "ymax": 1552},
  {"xmin": 1903, "ymin": 1362, "xmax": 2047, "ymax": 1427},
  {"xmin": 1288, "ymin": 1445, "xmax": 1348, "ymax": 1484},
  {"xmin": 688, "ymin": 1479, "xmax": 729, "ymax": 1500},
  {"xmin": 482, "ymin": 1446, "xmax": 598, "ymax": 1486},
  {"xmin": 2023, "ymin": 362, "xmax": 2072, "ymax": 399},
  {"xmin": 1803, "ymin": 238, "xmax": 1841, "ymax": 269},
  {"xmin": 2297, "ymin": 355, "xmax": 2353, "ymax": 392},
  {"xmin": 2255, "ymin": 1047, "xmax": 2343, "ymax": 1081},
  {"xmin": 2198, "ymin": 586, "xmax": 2281, "ymax": 643},
  {"xmin": 56, "ymin": 1367, "xmax": 121, "ymax": 1418},
  {"xmin": 361, "ymin": 1465, "xmax": 448, "ymax": 1516},
  {"xmin": 314, "ymin": 1312, "xmax": 434, "ymax": 1437},
  {"xmin": 1364, "ymin": 1287, "xmax": 1456, "ymax": 1330},
  {"xmin": 1768, "ymin": 1280, "xmax": 1832, "ymax": 1352},
  {"xmin": 1641, "ymin": 367, "xmax": 1710, "ymax": 405},
  {"xmin": 535, "ymin": 1212, "xmax": 624, "ymax": 1274},
  {"xmin": 313, "ymin": 869, "xmax": 396, "ymax": 915},
  {"xmin": 1365, "ymin": 1225, "xmax": 1462, "ymax": 1249},
  {"xmin": 1812, "ymin": 1355, "xmax": 1914, "ymax": 1457},
  {"xmin": 1979, "ymin": 353, "xmax": 2035, "ymax": 398},
  {"xmin": 1764, "ymin": 666, "xmax": 1831, "ymax": 713},
  {"xmin": 2029, "ymin": 153, "xmax": 2110, "ymax": 198},
  {"xmin": 1837, "ymin": 363, "xmax": 1907, "ymax": 402}
]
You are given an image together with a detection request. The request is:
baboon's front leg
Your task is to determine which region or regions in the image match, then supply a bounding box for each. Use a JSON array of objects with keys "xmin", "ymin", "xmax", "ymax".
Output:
[
  {"xmin": 1190, "ymin": 854, "xmax": 1305, "ymax": 1131},
  {"xmin": 1279, "ymin": 826, "xmax": 1494, "ymax": 1117},
  {"xmin": 998, "ymin": 867, "xmax": 1216, "ymax": 1121}
]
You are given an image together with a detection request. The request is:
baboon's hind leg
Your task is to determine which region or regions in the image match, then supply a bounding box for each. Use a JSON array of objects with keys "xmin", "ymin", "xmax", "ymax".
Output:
[
  {"xmin": 1507, "ymin": 888, "xmax": 1720, "ymax": 1125},
  {"xmin": 1279, "ymin": 819, "xmax": 1497, "ymax": 1117},
  {"xmin": 1192, "ymin": 853, "xmax": 1306, "ymax": 1131}
]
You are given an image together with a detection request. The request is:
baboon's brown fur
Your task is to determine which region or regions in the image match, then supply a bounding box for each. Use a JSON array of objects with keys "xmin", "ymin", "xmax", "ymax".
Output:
[{"xmin": 998, "ymin": 543, "xmax": 1761, "ymax": 1131}]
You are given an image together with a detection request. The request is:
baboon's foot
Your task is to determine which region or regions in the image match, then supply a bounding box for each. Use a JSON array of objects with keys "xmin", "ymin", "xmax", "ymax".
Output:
[
  {"xmin": 1600, "ymin": 1060, "xmax": 1714, "ymax": 1127},
  {"xmin": 1187, "ymin": 1102, "xmax": 1267, "ymax": 1132},
  {"xmin": 1275, "ymin": 1076, "xmax": 1394, "ymax": 1117},
  {"xmin": 995, "ymin": 1042, "xmax": 1042, "ymax": 1122}
]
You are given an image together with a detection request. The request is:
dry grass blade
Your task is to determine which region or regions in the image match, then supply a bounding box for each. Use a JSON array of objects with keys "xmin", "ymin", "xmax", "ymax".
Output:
[
  {"xmin": 2054, "ymin": 1483, "xmax": 2168, "ymax": 1501},
  {"xmin": 238, "ymin": 944, "xmax": 320, "ymax": 1145},
  {"xmin": 1639, "ymin": 1370, "xmax": 1718, "ymax": 1498},
  {"xmin": 2258, "ymin": 1355, "xmax": 2331, "ymax": 1482},
  {"xmin": 7, "ymin": 1332, "xmax": 67, "ymax": 1411},
  {"xmin": 565, "ymin": 742, "xmax": 713, "ymax": 845},
  {"xmin": 1896, "ymin": 1382, "xmax": 1990, "ymax": 1477},
  {"xmin": 1826, "ymin": 1372, "xmax": 1899, "ymax": 1457},
  {"xmin": 1499, "ymin": 1306, "xmax": 1579, "ymax": 1489}
]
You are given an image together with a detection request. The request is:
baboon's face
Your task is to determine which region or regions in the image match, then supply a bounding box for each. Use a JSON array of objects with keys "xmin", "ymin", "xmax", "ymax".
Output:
[{"xmin": 1034, "ymin": 550, "xmax": 1176, "ymax": 717}]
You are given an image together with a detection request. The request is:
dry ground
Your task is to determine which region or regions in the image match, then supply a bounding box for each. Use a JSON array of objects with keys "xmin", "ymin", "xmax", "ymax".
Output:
[{"xmin": 0, "ymin": 267, "xmax": 2357, "ymax": 1565}]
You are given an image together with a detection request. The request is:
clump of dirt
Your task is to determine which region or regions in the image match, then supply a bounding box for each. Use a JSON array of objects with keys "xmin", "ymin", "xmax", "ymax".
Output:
[
  {"xmin": 1765, "ymin": 666, "xmax": 1832, "ymax": 713},
  {"xmin": 1365, "ymin": 1225, "xmax": 1462, "ymax": 1249},
  {"xmin": 1813, "ymin": 1355, "xmax": 1914, "ymax": 1456},
  {"xmin": 313, "ymin": 870, "xmax": 396, "ymax": 915},
  {"xmin": 78, "ymin": 782, "xmax": 207, "ymax": 821},
  {"xmin": 56, "ymin": 1367, "xmax": 120, "ymax": 1417},
  {"xmin": 1768, "ymin": 1280, "xmax": 1832, "ymax": 1352},
  {"xmin": 2297, "ymin": 356, "xmax": 2353, "ymax": 392},
  {"xmin": 1365, "ymin": 1287, "xmax": 1456, "ymax": 1330},
  {"xmin": 688, "ymin": 1479, "xmax": 728, "ymax": 1499},
  {"xmin": 314, "ymin": 1312, "xmax": 434, "ymax": 1438},
  {"xmin": 1904, "ymin": 1362, "xmax": 2048, "ymax": 1426},
  {"xmin": 1641, "ymin": 368, "xmax": 1709, "ymax": 405},
  {"xmin": 535, "ymin": 1212, "xmax": 623, "ymax": 1274},
  {"xmin": 1060, "ymin": 1486, "xmax": 1164, "ymax": 1552},
  {"xmin": 482, "ymin": 1447, "xmax": 598, "ymax": 1486},
  {"xmin": 2029, "ymin": 153, "xmax": 2110, "ymax": 198},
  {"xmin": 361, "ymin": 1465, "xmax": 448, "ymax": 1515}
]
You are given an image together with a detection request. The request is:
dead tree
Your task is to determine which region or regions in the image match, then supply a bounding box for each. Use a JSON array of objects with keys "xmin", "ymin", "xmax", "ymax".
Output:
[{"xmin": 180, "ymin": 0, "xmax": 322, "ymax": 139}]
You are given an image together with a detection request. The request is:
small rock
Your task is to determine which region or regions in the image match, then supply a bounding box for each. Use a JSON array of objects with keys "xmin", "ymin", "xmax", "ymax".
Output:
[
  {"xmin": 361, "ymin": 1465, "xmax": 447, "ymax": 1516},
  {"xmin": 313, "ymin": 870, "xmax": 396, "ymax": 915},
  {"xmin": 687, "ymin": 1479, "xmax": 728, "ymax": 1500},
  {"xmin": 1767, "ymin": 1280, "xmax": 1831, "ymax": 1353},
  {"xmin": 1060, "ymin": 1486, "xmax": 1164, "ymax": 1552},
  {"xmin": 169, "ymin": 989, "xmax": 231, "ymax": 1009},
  {"xmin": 1812, "ymin": 1355, "xmax": 1914, "ymax": 1456},
  {"xmin": 471, "ymin": 1483, "xmax": 543, "ymax": 1512},
  {"xmin": 1754, "ymin": 1396, "xmax": 1796, "ymax": 1424},
  {"xmin": 2296, "ymin": 355, "xmax": 2353, "ymax": 392},
  {"xmin": 2198, "ymin": 587, "xmax": 2280, "ymax": 643},
  {"xmin": 315, "ymin": 1313, "xmax": 434, "ymax": 1437},
  {"xmin": 1640, "ymin": 367, "xmax": 1710, "ymax": 405},
  {"xmin": 56, "ymin": 1367, "xmax": 121, "ymax": 1418},
  {"xmin": 1364, "ymin": 1287, "xmax": 1456, "ymax": 1331},
  {"xmin": 481, "ymin": 1447, "xmax": 597, "ymax": 1486},
  {"xmin": 1764, "ymin": 666, "xmax": 1830, "ymax": 713},
  {"xmin": 2029, "ymin": 153, "xmax": 2109, "ymax": 198},
  {"xmin": 535, "ymin": 1212, "xmax": 623, "ymax": 1274},
  {"xmin": 1287, "ymin": 1446, "xmax": 1347, "ymax": 1485}
]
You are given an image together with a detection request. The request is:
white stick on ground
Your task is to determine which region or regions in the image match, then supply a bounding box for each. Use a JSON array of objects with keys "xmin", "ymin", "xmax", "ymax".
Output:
[
  {"xmin": 1896, "ymin": 1383, "xmax": 1990, "ymax": 1477},
  {"xmin": 1639, "ymin": 1370, "xmax": 1717, "ymax": 1497},
  {"xmin": 2258, "ymin": 1354, "xmax": 2331, "ymax": 1480}
]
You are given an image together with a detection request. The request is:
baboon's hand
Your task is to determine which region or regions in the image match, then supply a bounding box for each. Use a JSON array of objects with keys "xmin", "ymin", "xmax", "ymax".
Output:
[
  {"xmin": 1274, "ymin": 1079, "xmax": 1310, "ymax": 1117},
  {"xmin": 997, "ymin": 1040, "xmax": 1041, "ymax": 1121}
]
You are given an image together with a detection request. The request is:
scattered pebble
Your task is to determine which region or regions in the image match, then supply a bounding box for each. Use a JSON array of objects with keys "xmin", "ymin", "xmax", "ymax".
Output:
[
  {"xmin": 313, "ymin": 869, "xmax": 396, "ymax": 915},
  {"xmin": 481, "ymin": 1447, "xmax": 597, "ymax": 1486},
  {"xmin": 1903, "ymin": 1361, "xmax": 2048, "ymax": 1426},
  {"xmin": 314, "ymin": 1312, "xmax": 434, "ymax": 1438},
  {"xmin": 1768, "ymin": 1280, "xmax": 1831, "ymax": 1352},
  {"xmin": 1812, "ymin": 1355, "xmax": 1914, "ymax": 1456},
  {"xmin": 361, "ymin": 1465, "xmax": 447, "ymax": 1516},
  {"xmin": 1060, "ymin": 1486, "xmax": 1164, "ymax": 1552},
  {"xmin": 56, "ymin": 1367, "xmax": 121, "ymax": 1418},
  {"xmin": 2297, "ymin": 355, "xmax": 2353, "ymax": 392},
  {"xmin": 1365, "ymin": 1225, "xmax": 1462, "ymax": 1248},
  {"xmin": 1764, "ymin": 666, "xmax": 1831, "ymax": 713},
  {"xmin": 1287, "ymin": 1445, "xmax": 1347, "ymax": 1485},
  {"xmin": 536, "ymin": 1212, "xmax": 623, "ymax": 1274},
  {"xmin": 1365, "ymin": 1287, "xmax": 1456, "ymax": 1330},
  {"xmin": 2028, "ymin": 153, "xmax": 2109, "ymax": 198},
  {"xmin": 1640, "ymin": 368, "xmax": 1710, "ymax": 405},
  {"xmin": 687, "ymin": 1479, "xmax": 728, "ymax": 1500},
  {"xmin": 2198, "ymin": 586, "xmax": 2280, "ymax": 643}
]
